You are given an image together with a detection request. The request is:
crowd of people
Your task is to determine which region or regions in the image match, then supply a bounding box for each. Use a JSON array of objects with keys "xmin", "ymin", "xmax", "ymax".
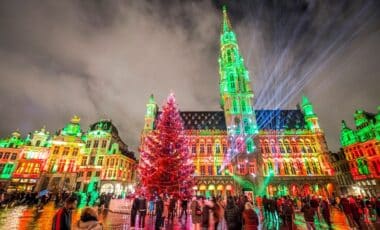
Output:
[
  {"xmin": 129, "ymin": 193, "xmax": 380, "ymax": 230},
  {"xmin": 2, "ymin": 187, "xmax": 380, "ymax": 229}
]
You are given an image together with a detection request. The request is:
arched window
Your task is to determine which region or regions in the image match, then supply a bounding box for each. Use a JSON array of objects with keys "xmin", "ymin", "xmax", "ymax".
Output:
[
  {"xmin": 284, "ymin": 140, "xmax": 291, "ymax": 153},
  {"xmin": 215, "ymin": 141, "xmax": 221, "ymax": 154},
  {"xmin": 199, "ymin": 141, "xmax": 205, "ymax": 154},
  {"xmin": 207, "ymin": 142, "xmax": 212, "ymax": 155},
  {"xmin": 191, "ymin": 143, "xmax": 196, "ymax": 154},
  {"xmin": 227, "ymin": 49, "xmax": 232, "ymax": 62},
  {"xmin": 306, "ymin": 139, "xmax": 312, "ymax": 153},
  {"xmin": 291, "ymin": 140, "xmax": 298, "ymax": 153},
  {"xmin": 268, "ymin": 161, "xmax": 274, "ymax": 173},
  {"xmin": 263, "ymin": 161, "xmax": 267, "ymax": 175},
  {"xmin": 270, "ymin": 140, "xmax": 276, "ymax": 153},
  {"xmin": 264, "ymin": 140, "xmax": 270, "ymax": 153},
  {"xmin": 305, "ymin": 160, "xmax": 312, "ymax": 174},
  {"xmin": 36, "ymin": 140, "xmax": 41, "ymax": 147},
  {"xmin": 283, "ymin": 161, "xmax": 289, "ymax": 175},
  {"xmin": 232, "ymin": 99, "xmax": 239, "ymax": 113},
  {"xmin": 300, "ymin": 139, "xmax": 307, "ymax": 153},
  {"xmin": 290, "ymin": 161, "xmax": 296, "ymax": 175},
  {"xmin": 279, "ymin": 140, "xmax": 285, "ymax": 153},
  {"xmin": 243, "ymin": 118, "xmax": 250, "ymax": 133},
  {"xmin": 222, "ymin": 143, "xmax": 227, "ymax": 154},
  {"xmin": 311, "ymin": 161, "xmax": 318, "ymax": 175},
  {"xmin": 246, "ymin": 139, "xmax": 253, "ymax": 153},
  {"xmin": 241, "ymin": 100, "xmax": 246, "ymax": 113}
]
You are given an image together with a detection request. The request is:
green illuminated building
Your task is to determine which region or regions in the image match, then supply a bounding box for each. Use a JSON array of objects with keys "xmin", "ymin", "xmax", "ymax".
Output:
[
  {"xmin": 141, "ymin": 6, "xmax": 335, "ymax": 197},
  {"xmin": 37, "ymin": 116, "xmax": 84, "ymax": 192},
  {"xmin": 0, "ymin": 131, "xmax": 25, "ymax": 190},
  {"xmin": 77, "ymin": 119, "xmax": 136, "ymax": 201},
  {"xmin": 340, "ymin": 107, "xmax": 380, "ymax": 196}
]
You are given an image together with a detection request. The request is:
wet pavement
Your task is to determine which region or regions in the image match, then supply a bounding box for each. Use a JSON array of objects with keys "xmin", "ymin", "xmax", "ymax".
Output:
[{"xmin": 0, "ymin": 200, "xmax": 378, "ymax": 230}]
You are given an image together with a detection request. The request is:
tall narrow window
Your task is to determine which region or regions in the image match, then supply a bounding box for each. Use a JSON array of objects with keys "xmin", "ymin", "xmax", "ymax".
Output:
[
  {"xmin": 215, "ymin": 143, "xmax": 221, "ymax": 154},
  {"xmin": 93, "ymin": 140, "xmax": 99, "ymax": 148},
  {"xmin": 98, "ymin": 156, "xmax": 103, "ymax": 166},
  {"xmin": 207, "ymin": 143, "xmax": 212, "ymax": 155},
  {"xmin": 200, "ymin": 143, "xmax": 205, "ymax": 154},
  {"xmin": 101, "ymin": 140, "xmax": 107, "ymax": 148}
]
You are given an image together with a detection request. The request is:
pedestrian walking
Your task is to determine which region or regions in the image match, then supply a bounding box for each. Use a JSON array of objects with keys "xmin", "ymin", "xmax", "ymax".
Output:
[
  {"xmin": 242, "ymin": 202, "xmax": 259, "ymax": 230},
  {"xmin": 191, "ymin": 196, "xmax": 202, "ymax": 230},
  {"xmin": 148, "ymin": 197, "xmax": 155, "ymax": 216},
  {"xmin": 282, "ymin": 198, "xmax": 295, "ymax": 230},
  {"xmin": 224, "ymin": 196, "xmax": 242, "ymax": 230},
  {"xmin": 76, "ymin": 207, "xmax": 103, "ymax": 230},
  {"xmin": 180, "ymin": 197, "xmax": 188, "ymax": 219},
  {"xmin": 137, "ymin": 193, "xmax": 147, "ymax": 228},
  {"xmin": 168, "ymin": 195, "xmax": 177, "ymax": 222},
  {"xmin": 52, "ymin": 195, "xmax": 78, "ymax": 230},
  {"xmin": 301, "ymin": 201, "xmax": 316, "ymax": 230},
  {"xmin": 211, "ymin": 197, "xmax": 222, "ymax": 230},
  {"xmin": 320, "ymin": 197, "xmax": 332, "ymax": 229},
  {"xmin": 155, "ymin": 194, "xmax": 164, "ymax": 230},
  {"xmin": 130, "ymin": 195, "xmax": 138, "ymax": 229}
]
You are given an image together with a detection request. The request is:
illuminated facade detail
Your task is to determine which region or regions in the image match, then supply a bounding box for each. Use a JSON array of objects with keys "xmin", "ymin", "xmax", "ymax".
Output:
[
  {"xmin": 330, "ymin": 149, "xmax": 354, "ymax": 195},
  {"xmin": 76, "ymin": 119, "xmax": 136, "ymax": 199},
  {"xmin": 143, "ymin": 94, "xmax": 158, "ymax": 132},
  {"xmin": 0, "ymin": 116, "xmax": 136, "ymax": 194},
  {"xmin": 37, "ymin": 117, "xmax": 84, "ymax": 192},
  {"xmin": 0, "ymin": 131, "xmax": 24, "ymax": 189},
  {"xmin": 341, "ymin": 107, "xmax": 380, "ymax": 196},
  {"xmin": 141, "ymin": 6, "xmax": 335, "ymax": 197},
  {"xmin": 12, "ymin": 128, "xmax": 51, "ymax": 191},
  {"xmin": 219, "ymin": 6, "xmax": 258, "ymax": 156}
]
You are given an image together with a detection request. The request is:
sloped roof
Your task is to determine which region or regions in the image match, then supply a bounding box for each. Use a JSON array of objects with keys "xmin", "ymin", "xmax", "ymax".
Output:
[{"xmin": 154, "ymin": 109, "xmax": 306, "ymax": 131}]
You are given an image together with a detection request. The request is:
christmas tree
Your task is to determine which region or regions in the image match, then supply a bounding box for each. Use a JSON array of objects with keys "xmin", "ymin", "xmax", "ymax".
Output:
[{"xmin": 138, "ymin": 93, "xmax": 194, "ymax": 197}]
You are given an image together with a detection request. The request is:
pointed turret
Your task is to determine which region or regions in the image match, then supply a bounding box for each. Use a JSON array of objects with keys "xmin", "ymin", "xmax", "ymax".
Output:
[
  {"xmin": 301, "ymin": 96, "xmax": 320, "ymax": 132},
  {"xmin": 218, "ymin": 6, "xmax": 258, "ymax": 155},
  {"xmin": 340, "ymin": 120, "xmax": 357, "ymax": 146},
  {"xmin": 144, "ymin": 94, "xmax": 158, "ymax": 132},
  {"xmin": 222, "ymin": 5, "xmax": 232, "ymax": 33}
]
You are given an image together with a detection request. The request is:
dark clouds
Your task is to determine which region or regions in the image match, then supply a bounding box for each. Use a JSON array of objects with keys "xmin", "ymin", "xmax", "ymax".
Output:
[{"xmin": 0, "ymin": 0, "xmax": 379, "ymax": 152}]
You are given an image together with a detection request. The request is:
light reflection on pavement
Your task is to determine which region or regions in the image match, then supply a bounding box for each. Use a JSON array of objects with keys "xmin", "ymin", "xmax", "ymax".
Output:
[{"xmin": 1, "ymin": 200, "xmax": 379, "ymax": 230}]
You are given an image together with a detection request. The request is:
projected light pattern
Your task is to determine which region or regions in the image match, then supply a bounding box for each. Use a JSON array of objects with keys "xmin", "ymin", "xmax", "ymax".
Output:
[
  {"xmin": 340, "ymin": 107, "xmax": 380, "ymax": 196},
  {"xmin": 144, "ymin": 6, "xmax": 335, "ymax": 197}
]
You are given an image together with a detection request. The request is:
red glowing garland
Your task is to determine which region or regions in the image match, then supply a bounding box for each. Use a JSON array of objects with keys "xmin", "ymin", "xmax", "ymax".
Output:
[{"xmin": 138, "ymin": 93, "xmax": 194, "ymax": 198}]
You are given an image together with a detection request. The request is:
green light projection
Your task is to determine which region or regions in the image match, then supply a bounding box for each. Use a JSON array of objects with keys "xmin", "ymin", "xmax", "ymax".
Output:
[
  {"xmin": 218, "ymin": 6, "xmax": 258, "ymax": 154},
  {"xmin": 61, "ymin": 116, "xmax": 82, "ymax": 137}
]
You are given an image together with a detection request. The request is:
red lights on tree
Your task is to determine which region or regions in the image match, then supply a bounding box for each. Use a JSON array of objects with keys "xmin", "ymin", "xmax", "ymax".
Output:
[{"xmin": 138, "ymin": 93, "xmax": 193, "ymax": 197}]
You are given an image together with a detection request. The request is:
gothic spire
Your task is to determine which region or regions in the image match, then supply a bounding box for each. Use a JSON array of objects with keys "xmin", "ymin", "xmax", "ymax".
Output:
[{"xmin": 222, "ymin": 5, "xmax": 232, "ymax": 33}]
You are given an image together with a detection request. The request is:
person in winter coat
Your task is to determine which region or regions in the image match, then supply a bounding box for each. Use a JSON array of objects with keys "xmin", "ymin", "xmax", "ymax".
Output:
[
  {"xmin": 201, "ymin": 197, "xmax": 212, "ymax": 230},
  {"xmin": 163, "ymin": 196, "xmax": 170, "ymax": 226},
  {"xmin": 130, "ymin": 196, "xmax": 138, "ymax": 229},
  {"xmin": 320, "ymin": 197, "xmax": 331, "ymax": 229},
  {"xmin": 301, "ymin": 202, "xmax": 316, "ymax": 230},
  {"xmin": 349, "ymin": 198, "xmax": 361, "ymax": 229},
  {"xmin": 76, "ymin": 207, "xmax": 103, "ymax": 230},
  {"xmin": 52, "ymin": 195, "xmax": 77, "ymax": 230},
  {"xmin": 224, "ymin": 196, "xmax": 242, "ymax": 230},
  {"xmin": 211, "ymin": 197, "xmax": 222, "ymax": 230},
  {"xmin": 242, "ymin": 202, "xmax": 259, "ymax": 230},
  {"xmin": 340, "ymin": 196, "xmax": 355, "ymax": 227},
  {"xmin": 155, "ymin": 194, "xmax": 164, "ymax": 230},
  {"xmin": 191, "ymin": 196, "xmax": 202, "ymax": 230},
  {"xmin": 137, "ymin": 193, "xmax": 147, "ymax": 228}
]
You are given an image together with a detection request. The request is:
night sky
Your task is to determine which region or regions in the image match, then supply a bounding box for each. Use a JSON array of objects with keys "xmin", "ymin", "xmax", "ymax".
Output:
[{"xmin": 0, "ymin": 0, "xmax": 379, "ymax": 153}]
